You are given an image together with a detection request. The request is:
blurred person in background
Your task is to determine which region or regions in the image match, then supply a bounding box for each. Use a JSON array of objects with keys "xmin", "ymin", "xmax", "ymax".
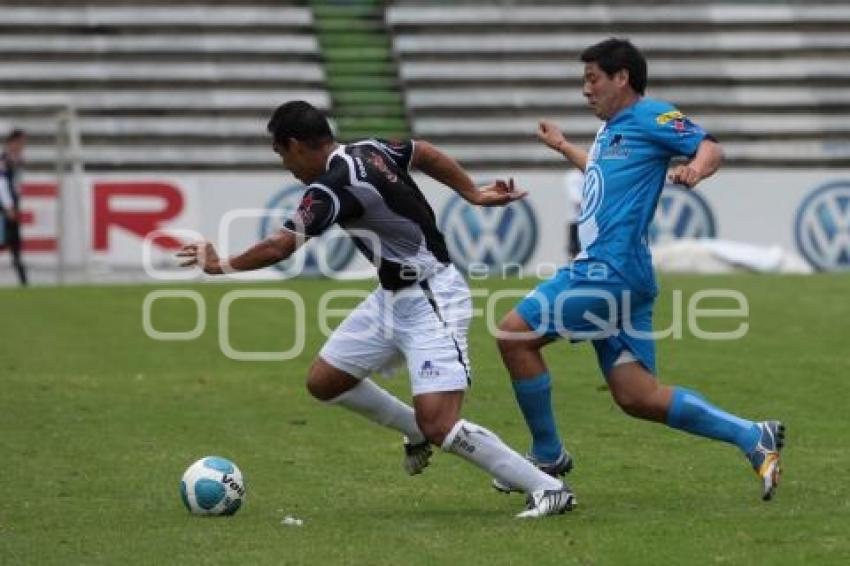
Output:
[{"xmin": 0, "ymin": 128, "xmax": 28, "ymax": 286}]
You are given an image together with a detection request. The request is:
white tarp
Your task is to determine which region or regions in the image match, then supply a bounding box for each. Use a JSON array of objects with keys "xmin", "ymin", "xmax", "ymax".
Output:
[{"xmin": 652, "ymin": 239, "xmax": 813, "ymax": 274}]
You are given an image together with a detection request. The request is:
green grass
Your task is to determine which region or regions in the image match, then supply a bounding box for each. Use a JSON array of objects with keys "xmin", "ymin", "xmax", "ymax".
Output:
[{"xmin": 2, "ymin": 274, "xmax": 849, "ymax": 565}]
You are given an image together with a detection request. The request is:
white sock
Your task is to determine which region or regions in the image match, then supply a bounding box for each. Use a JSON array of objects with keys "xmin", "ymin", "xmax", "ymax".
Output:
[
  {"xmin": 327, "ymin": 378, "xmax": 426, "ymax": 444},
  {"xmin": 441, "ymin": 419, "xmax": 562, "ymax": 493}
]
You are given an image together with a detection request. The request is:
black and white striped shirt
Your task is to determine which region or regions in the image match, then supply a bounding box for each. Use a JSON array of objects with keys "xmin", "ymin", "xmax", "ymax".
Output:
[{"xmin": 283, "ymin": 139, "xmax": 451, "ymax": 290}]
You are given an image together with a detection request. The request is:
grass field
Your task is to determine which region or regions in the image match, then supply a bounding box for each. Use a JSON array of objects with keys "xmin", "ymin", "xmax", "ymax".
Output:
[{"xmin": 2, "ymin": 274, "xmax": 849, "ymax": 565}]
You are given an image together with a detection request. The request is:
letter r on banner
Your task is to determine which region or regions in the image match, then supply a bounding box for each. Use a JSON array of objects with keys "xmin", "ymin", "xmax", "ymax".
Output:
[{"xmin": 93, "ymin": 182, "xmax": 184, "ymax": 251}]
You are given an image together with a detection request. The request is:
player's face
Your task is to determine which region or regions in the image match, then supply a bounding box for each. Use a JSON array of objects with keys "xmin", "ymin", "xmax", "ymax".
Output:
[
  {"xmin": 273, "ymin": 140, "xmax": 310, "ymax": 183},
  {"xmin": 582, "ymin": 62, "xmax": 623, "ymax": 120},
  {"xmin": 5, "ymin": 136, "xmax": 26, "ymax": 161}
]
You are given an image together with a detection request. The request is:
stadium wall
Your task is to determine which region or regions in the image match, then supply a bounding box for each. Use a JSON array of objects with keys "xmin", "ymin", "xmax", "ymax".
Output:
[{"xmin": 3, "ymin": 167, "xmax": 849, "ymax": 286}]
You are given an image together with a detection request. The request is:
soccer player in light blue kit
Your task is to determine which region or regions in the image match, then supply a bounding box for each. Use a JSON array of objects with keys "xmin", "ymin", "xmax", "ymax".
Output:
[{"xmin": 494, "ymin": 39, "xmax": 784, "ymax": 502}]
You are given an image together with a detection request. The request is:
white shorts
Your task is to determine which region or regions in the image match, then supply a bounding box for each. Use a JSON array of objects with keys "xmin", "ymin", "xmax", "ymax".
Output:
[{"xmin": 319, "ymin": 265, "xmax": 472, "ymax": 396}]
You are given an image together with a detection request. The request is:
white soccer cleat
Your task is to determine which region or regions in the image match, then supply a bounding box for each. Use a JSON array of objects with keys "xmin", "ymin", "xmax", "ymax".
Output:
[
  {"xmin": 516, "ymin": 485, "xmax": 576, "ymax": 519},
  {"xmin": 403, "ymin": 437, "xmax": 433, "ymax": 476}
]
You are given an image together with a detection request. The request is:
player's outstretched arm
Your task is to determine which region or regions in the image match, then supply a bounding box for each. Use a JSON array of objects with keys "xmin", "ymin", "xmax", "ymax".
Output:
[
  {"xmin": 537, "ymin": 120, "xmax": 588, "ymax": 172},
  {"xmin": 177, "ymin": 230, "xmax": 301, "ymax": 275},
  {"xmin": 668, "ymin": 139, "xmax": 724, "ymax": 189},
  {"xmin": 411, "ymin": 140, "xmax": 527, "ymax": 206}
]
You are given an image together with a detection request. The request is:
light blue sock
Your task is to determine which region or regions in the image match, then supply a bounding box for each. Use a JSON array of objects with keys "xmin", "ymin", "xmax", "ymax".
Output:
[
  {"xmin": 666, "ymin": 387, "xmax": 761, "ymax": 454},
  {"xmin": 512, "ymin": 372, "xmax": 563, "ymax": 463}
]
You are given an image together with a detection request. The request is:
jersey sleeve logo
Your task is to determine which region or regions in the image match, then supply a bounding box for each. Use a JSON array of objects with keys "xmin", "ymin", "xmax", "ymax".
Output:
[
  {"xmin": 655, "ymin": 110, "xmax": 685, "ymax": 125},
  {"xmin": 294, "ymin": 193, "xmax": 316, "ymax": 226}
]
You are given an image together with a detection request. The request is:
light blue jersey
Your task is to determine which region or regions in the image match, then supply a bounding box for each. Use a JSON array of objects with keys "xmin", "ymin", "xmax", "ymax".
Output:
[
  {"xmin": 517, "ymin": 97, "xmax": 711, "ymax": 375},
  {"xmin": 577, "ymin": 97, "xmax": 710, "ymax": 296}
]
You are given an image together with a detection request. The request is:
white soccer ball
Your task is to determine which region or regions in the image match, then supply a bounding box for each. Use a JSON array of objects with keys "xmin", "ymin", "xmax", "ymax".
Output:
[{"xmin": 180, "ymin": 456, "xmax": 246, "ymax": 516}]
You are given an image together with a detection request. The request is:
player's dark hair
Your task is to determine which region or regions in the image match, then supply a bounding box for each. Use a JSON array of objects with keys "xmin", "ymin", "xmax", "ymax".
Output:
[
  {"xmin": 5, "ymin": 128, "xmax": 25, "ymax": 143},
  {"xmin": 267, "ymin": 100, "xmax": 334, "ymax": 150},
  {"xmin": 580, "ymin": 38, "xmax": 647, "ymax": 95}
]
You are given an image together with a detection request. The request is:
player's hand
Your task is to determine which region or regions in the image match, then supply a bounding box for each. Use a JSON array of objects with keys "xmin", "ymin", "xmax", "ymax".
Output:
[
  {"xmin": 471, "ymin": 178, "xmax": 528, "ymax": 206},
  {"xmin": 668, "ymin": 164, "xmax": 703, "ymax": 188},
  {"xmin": 537, "ymin": 120, "xmax": 568, "ymax": 152},
  {"xmin": 176, "ymin": 240, "xmax": 223, "ymax": 274}
]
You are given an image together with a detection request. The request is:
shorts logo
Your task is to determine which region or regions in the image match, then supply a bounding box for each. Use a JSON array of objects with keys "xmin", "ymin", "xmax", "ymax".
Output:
[
  {"xmin": 260, "ymin": 184, "xmax": 355, "ymax": 276},
  {"xmin": 649, "ymin": 185, "xmax": 716, "ymax": 244},
  {"xmin": 578, "ymin": 165, "xmax": 605, "ymax": 223},
  {"xmin": 418, "ymin": 360, "xmax": 440, "ymax": 378},
  {"xmin": 439, "ymin": 193, "xmax": 538, "ymax": 272},
  {"xmin": 795, "ymin": 181, "xmax": 850, "ymax": 271}
]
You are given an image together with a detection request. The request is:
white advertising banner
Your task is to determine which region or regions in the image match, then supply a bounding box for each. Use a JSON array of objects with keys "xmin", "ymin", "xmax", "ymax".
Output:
[
  {"xmin": 4, "ymin": 168, "xmax": 850, "ymax": 281},
  {"xmin": 418, "ymin": 169, "xmax": 850, "ymax": 274}
]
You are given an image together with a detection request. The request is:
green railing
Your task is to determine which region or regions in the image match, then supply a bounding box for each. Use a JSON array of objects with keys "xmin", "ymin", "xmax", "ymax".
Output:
[{"xmin": 311, "ymin": 1, "xmax": 410, "ymax": 142}]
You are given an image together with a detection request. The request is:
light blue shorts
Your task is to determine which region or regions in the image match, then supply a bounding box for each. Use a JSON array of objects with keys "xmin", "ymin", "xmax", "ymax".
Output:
[{"xmin": 515, "ymin": 261, "xmax": 656, "ymax": 376}]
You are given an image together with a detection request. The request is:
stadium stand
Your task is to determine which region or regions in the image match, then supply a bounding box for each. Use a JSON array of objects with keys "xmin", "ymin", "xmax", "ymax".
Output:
[
  {"xmin": 0, "ymin": 1, "xmax": 328, "ymax": 171},
  {"xmin": 388, "ymin": 1, "xmax": 850, "ymax": 168},
  {"xmin": 2, "ymin": 1, "xmax": 848, "ymax": 171}
]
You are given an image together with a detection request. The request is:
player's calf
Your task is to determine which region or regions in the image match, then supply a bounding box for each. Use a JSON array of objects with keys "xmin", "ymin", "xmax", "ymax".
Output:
[
  {"xmin": 413, "ymin": 390, "xmax": 465, "ymax": 446},
  {"xmin": 607, "ymin": 361, "xmax": 671, "ymax": 423}
]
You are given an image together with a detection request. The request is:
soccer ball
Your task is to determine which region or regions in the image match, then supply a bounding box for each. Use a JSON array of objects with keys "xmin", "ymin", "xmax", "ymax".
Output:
[{"xmin": 180, "ymin": 456, "xmax": 246, "ymax": 516}]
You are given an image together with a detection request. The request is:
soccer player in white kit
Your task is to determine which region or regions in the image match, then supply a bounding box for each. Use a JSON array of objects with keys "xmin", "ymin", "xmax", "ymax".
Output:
[{"xmin": 179, "ymin": 100, "xmax": 574, "ymax": 518}]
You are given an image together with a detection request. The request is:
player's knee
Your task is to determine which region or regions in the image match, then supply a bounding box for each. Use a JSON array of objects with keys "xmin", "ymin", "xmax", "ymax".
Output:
[
  {"xmin": 305, "ymin": 373, "xmax": 329, "ymax": 401},
  {"xmin": 415, "ymin": 410, "xmax": 457, "ymax": 446},
  {"xmin": 496, "ymin": 334, "xmax": 515, "ymax": 361},
  {"xmin": 307, "ymin": 359, "xmax": 366, "ymax": 402},
  {"xmin": 497, "ymin": 315, "xmax": 528, "ymax": 359},
  {"xmin": 305, "ymin": 360, "xmax": 337, "ymax": 401},
  {"xmin": 497, "ymin": 311, "xmax": 521, "ymax": 334}
]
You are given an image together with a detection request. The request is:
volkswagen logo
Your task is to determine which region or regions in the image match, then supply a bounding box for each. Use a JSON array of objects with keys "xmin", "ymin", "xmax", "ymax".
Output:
[
  {"xmin": 649, "ymin": 185, "xmax": 716, "ymax": 244},
  {"xmin": 438, "ymin": 194, "xmax": 538, "ymax": 272},
  {"xmin": 795, "ymin": 181, "xmax": 850, "ymax": 271},
  {"xmin": 578, "ymin": 165, "xmax": 605, "ymax": 223},
  {"xmin": 259, "ymin": 184, "xmax": 356, "ymax": 276}
]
